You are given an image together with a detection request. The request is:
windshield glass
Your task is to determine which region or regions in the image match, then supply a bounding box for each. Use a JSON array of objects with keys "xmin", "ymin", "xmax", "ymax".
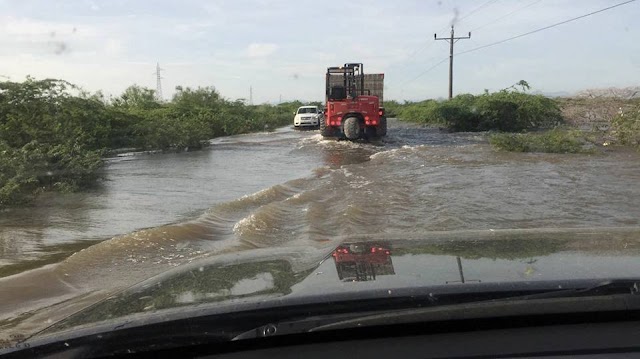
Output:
[
  {"xmin": 298, "ymin": 107, "xmax": 318, "ymax": 114},
  {"xmin": 0, "ymin": 0, "xmax": 638, "ymax": 351}
]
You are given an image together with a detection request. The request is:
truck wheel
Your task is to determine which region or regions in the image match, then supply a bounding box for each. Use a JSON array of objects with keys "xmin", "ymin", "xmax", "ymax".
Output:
[
  {"xmin": 319, "ymin": 115, "xmax": 334, "ymax": 137},
  {"xmin": 343, "ymin": 117, "xmax": 360, "ymax": 140},
  {"xmin": 376, "ymin": 116, "xmax": 387, "ymax": 137}
]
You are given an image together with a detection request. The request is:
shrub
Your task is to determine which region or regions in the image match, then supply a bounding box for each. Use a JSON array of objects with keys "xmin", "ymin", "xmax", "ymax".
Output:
[
  {"xmin": 0, "ymin": 78, "xmax": 309, "ymax": 207},
  {"xmin": 611, "ymin": 105, "xmax": 640, "ymax": 148},
  {"xmin": 489, "ymin": 128, "xmax": 591, "ymax": 153},
  {"xmin": 397, "ymin": 82, "xmax": 563, "ymax": 132},
  {"xmin": 396, "ymin": 99, "xmax": 444, "ymax": 125}
]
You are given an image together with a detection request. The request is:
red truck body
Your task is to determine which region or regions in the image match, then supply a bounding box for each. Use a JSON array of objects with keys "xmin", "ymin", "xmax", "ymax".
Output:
[
  {"xmin": 321, "ymin": 63, "xmax": 386, "ymax": 140},
  {"xmin": 331, "ymin": 244, "xmax": 395, "ymax": 282}
]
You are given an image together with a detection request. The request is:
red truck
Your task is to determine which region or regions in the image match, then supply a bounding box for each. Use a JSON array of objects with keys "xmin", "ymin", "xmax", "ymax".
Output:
[
  {"xmin": 321, "ymin": 63, "xmax": 386, "ymax": 140},
  {"xmin": 331, "ymin": 243, "xmax": 395, "ymax": 282}
]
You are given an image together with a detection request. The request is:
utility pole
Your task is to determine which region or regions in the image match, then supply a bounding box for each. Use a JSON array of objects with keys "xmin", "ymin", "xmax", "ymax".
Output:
[
  {"xmin": 249, "ymin": 85, "xmax": 253, "ymax": 105},
  {"xmin": 154, "ymin": 62, "xmax": 164, "ymax": 102},
  {"xmin": 435, "ymin": 26, "xmax": 471, "ymax": 99}
]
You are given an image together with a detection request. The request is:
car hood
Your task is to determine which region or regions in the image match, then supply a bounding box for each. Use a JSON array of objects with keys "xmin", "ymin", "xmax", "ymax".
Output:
[{"xmin": 40, "ymin": 227, "xmax": 640, "ymax": 335}]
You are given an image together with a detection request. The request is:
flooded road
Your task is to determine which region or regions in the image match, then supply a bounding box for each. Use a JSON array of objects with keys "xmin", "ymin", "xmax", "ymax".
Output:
[
  {"xmin": 0, "ymin": 127, "xmax": 323, "ymax": 275},
  {"xmin": 1, "ymin": 119, "xmax": 640, "ymax": 334}
]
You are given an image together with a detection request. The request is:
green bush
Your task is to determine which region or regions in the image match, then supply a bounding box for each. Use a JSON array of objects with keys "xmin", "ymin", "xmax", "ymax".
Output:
[
  {"xmin": 435, "ymin": 95, "xmax": 481, "ymax": 131},
  {"xmin": 0, "ymin": 79, "xmax": 108, "ymax": 205},
  {"xmin": 0, "ymin": 139, "xmax": 102, "ymax": 206},
  {"xmin": 397, "ymin": 83, "xmax": 563, "ymax": 132},
  {"xmin": 395, "ymin": 99, "xmax": 444, "ymax": 125},
  {"xmin": 489, "ymin": 128, "xmax": 591, "ymax": 153},
  {"xmin": 0, "ymin": 78, "xmax": 307, "ymax": 207}
]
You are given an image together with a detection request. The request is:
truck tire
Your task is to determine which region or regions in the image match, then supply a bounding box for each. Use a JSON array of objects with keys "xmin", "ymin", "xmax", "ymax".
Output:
[
  {"xmin": 376, "ymin": 116, "xmax": 387, "ymax": 137},
  {"xmin": 343, "ymin": 117, "xmax": 360, "ymax": 140},
  {"xmin": 319, "ymin": 115, "xmax": 334, "ymax": 137}
]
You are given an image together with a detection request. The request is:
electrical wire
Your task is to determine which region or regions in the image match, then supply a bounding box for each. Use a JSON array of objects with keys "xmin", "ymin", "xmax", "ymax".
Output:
[
  {"xmin": 458, "ymin": 0, "xmax": 500, "ymax": 23},
  {"xmin": 471, "ymin": 0, "xmax": 544, "ymax": 32},
  {"xmin": 403, "ymin": 39, "xmax": 439, "ymax": 63},
  {"xmin": 395, "ymin": 0, "xmax": 536, "ymax": 88},
  {"xmin": 399, "ymin": 57, "xmax": 449, "ymax": 87},
  {"xmin": 397, "ymin": 0, "xmax": 499, "ymax": 85},
  {"xmin": 402, "ymin": 0, "xmax": 498, "ymax": 64},
  {"xmin": 457, "ymin": 0, "xmax": 637, "ymax": 56},
  {"xmin": 394, "ymin": 0, "xmax": 636, "ymax": 94}
]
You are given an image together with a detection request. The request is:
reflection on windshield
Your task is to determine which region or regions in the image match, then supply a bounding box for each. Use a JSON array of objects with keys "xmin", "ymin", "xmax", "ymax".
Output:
[
  {"xmin": 35, "ymin": 228, "xmax": 640, "ymax": 336},
  {"xmin": 48, "ymin": 259, "xmax": 314, "ymax": 332},
  {"xmin": 332, "ymin": 243, "xmax": 395, "ymax": 282},
  {"xmin": 445, "ymin": 256, "xmax": 481, "ymax": 284}
]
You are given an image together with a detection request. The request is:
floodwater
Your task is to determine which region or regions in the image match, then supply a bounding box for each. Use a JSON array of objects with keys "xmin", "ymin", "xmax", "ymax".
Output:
[{"xmin": 1, "ymin": 119, "xmax": 640, "ymax": 336}]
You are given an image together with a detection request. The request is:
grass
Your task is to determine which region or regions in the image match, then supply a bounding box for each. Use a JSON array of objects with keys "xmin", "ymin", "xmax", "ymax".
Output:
[{"xmin": 489, "ymin": 128, "xmax": 595, "ymax": 154}]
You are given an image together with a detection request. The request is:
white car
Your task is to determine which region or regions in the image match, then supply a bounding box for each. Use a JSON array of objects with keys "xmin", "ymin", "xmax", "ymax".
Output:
[{"xmin": 293, "ymin": 106, "xmax": 322, "ymax": 128}]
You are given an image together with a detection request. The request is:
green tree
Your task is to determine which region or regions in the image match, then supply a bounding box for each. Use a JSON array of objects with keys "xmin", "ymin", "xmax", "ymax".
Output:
[
  {"xmin": 0, "ymin": 78, "xmax": 106, "ymax": 205},
  {"xmin": 111, "ymin": 85, "xmax": 160, "ymax": 111}
]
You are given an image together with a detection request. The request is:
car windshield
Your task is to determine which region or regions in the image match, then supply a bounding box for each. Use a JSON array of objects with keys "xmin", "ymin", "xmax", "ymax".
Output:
[{"xmin": 0, "ymin": 0, "xmax": 639, "ymax": 352}]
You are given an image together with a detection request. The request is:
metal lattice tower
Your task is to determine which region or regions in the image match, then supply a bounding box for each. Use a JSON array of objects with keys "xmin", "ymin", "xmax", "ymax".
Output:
[{"xmin": 155, "ymin": 62, "xmax": 164, "ymax": 101}]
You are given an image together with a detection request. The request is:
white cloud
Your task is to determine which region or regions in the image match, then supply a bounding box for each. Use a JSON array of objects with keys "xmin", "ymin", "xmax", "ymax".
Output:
[
  {"xmin": 0, "ymin": 0, "xmax": 638, "ymax": 102},
  {"xmin": 246, "ymin": 43, "xmax": 278, "ymax": 58}
]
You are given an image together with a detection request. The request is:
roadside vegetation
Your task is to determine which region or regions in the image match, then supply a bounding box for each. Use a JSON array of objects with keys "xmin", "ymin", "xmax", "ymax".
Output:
[
  {"xmin": 395, "ymin": 81, "xmax": 562, "ymax": 131},
  {"xmin": 0, "ymin": 77, "xmax": 306, "ymax": 207},
  {"xmin": 488, "ymin": 129, "xmax": 594, "ymax": 154},
  {"xmin": 395, "ymin": 81, "xmax": 640, "ymax": 154},
  {"xmin": 611, "ymin": 105, "xmax": 640, "ymax": 148},
  {"xmin": 3, "ymin": 76, "xmax": 638, "ymax": 207}
]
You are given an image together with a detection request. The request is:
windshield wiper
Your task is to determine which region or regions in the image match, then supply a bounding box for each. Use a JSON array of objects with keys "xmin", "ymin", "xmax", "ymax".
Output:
[
  {"xmin": 234, "ymin": 279, "xmax": 640, "ymax": 339},
  {"xmin": 501, "ymin": 279, "xmax": 640, "ymax": 300}
]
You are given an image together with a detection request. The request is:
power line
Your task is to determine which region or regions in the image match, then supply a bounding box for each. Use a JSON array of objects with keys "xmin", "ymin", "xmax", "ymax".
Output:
[
  {"xmin": 403, "ymin": 40, "xmax": 437, "ymax": 63},
  {"xmin": 401, "ymin": 1, "xmax": 496, "ymax": 65},
  {"xmin": 403, "ymin": 19, "xmax": 455, "ymax": 64},
  {"xmin": 400, "ymin": 57, "xmax": 449, "ymax": 87},
  {"xmin": 458, "ymin": 0, "xmax": 500, "ymax": 23},
  {"xmin": 398, "ymin": 0, "xmax": 635, "ymax": 97},
  {"xmin": 457, "ymin": 0, "xmax": 637, "ymax": 56},
  {"xmin": 394, "ymin": 0, "xmax": 499, "ymax": 89},
  {"xmin": 471, "ymin": 0, "xmax": 543, "ymax": 32}
]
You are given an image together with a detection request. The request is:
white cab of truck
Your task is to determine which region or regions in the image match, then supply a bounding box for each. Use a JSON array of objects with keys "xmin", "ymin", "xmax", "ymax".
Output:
[{"xmin": 293, "ymin": 106, "xmax": 322, "ymax": 128}]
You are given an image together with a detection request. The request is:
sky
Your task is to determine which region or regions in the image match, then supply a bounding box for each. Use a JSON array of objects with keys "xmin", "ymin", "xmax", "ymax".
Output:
[{"xmin": 0, "ymin": 0, "xmax": 638, "ymax": 103}]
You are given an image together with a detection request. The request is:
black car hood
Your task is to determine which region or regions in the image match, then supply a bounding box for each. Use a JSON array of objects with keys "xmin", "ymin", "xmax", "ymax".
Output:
[{"xmin": 39, "ymin": 227, "xmax": 640, "ymax": 335}]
